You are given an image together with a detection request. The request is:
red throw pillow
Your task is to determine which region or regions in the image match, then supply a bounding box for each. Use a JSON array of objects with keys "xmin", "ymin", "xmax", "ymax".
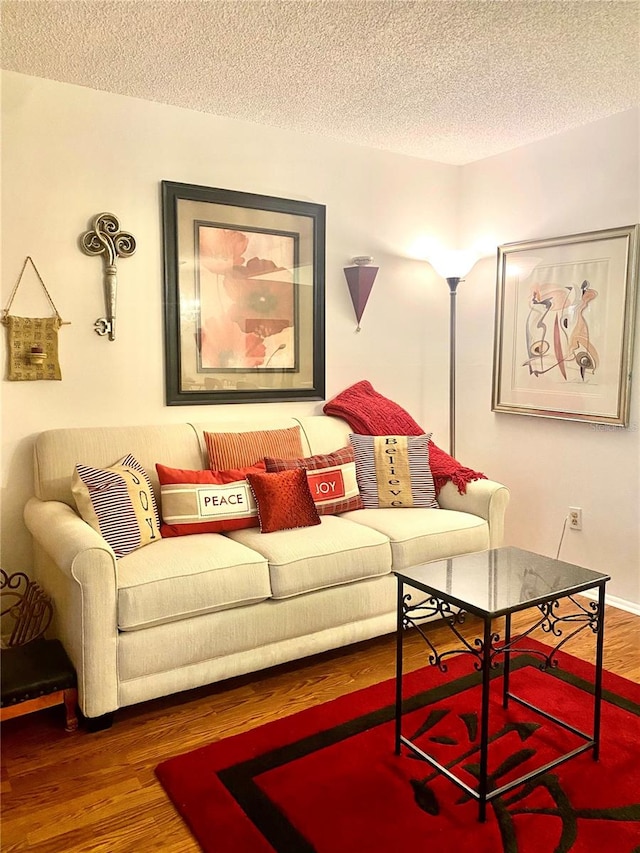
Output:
[
  {"xmin": 245, "ymin": 468, "xmax": 321, "ymax": 534},
  {"xmin": 156, "ymin": 462, "xmax": 265, "ymax": 537},
  {"xmin": 264, "ymin": 446, "xmax": 363, "ymax": 515}
]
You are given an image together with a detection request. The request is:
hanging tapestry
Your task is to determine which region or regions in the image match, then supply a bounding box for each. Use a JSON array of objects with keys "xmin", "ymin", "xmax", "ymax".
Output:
[{"xmin": 2, "ymin": 257, "xmax": 67, "ymax": 381}]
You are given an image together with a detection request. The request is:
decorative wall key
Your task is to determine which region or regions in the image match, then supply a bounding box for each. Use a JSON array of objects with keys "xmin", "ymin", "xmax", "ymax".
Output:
[{"xmin": 80, "ymin": 213, "xmax": 136, "ymax": 341}]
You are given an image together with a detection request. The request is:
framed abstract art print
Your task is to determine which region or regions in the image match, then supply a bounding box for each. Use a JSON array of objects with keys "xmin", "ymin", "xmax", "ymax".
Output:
[
  {"xmin": 492, "ymin": 225, "xmax": 639, "ymax": 426},
  {"xmin": 162, "ymin": 181, "xmax": 325, "ymax": 405}
]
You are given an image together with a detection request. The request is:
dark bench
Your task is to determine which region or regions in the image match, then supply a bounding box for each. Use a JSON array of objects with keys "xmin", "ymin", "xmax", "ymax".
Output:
[{"xmin": 1, "ymin": 570, "xmax": 78, "ymax": 731}]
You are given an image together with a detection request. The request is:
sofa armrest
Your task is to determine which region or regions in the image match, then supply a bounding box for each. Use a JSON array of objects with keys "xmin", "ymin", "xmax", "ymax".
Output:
[
  {"xmin": 437, "ymin": 480, "xmax": 510, "ymax": 548},
  {"xmin": 24, "ymin": 497, "xmax": 115, "ymax": 575},
  {"xmin": 23, "ymin": 497, "xmax": 119, "ymax": 718}
]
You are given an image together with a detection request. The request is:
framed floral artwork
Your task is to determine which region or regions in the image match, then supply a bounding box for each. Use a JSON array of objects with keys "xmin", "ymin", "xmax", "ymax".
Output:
[
  {"xmin": 492, "ymin": 224, "xmax": 639, "ymax": 426},
  {"xmin": 162, "ymin": 181, "xmax": 326, "ymax": 405}
]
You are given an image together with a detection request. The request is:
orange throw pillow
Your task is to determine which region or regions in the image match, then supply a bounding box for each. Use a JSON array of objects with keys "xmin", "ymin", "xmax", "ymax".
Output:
[
  {"xmin": 245, "ymin": 468, "xmax": 321, "ymax": 534},
  {"xmin": 204, "ymin": 426, "xmax": 304, "ymax": 471}
]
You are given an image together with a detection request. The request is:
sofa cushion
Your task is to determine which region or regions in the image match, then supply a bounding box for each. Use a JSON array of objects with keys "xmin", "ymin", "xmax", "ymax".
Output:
[
  {"xmin": 204, "ymin": 426, "xmax": 304, "ymax": 470},
  {"xmin": 349, "ymin": 433, "xmax": 438, "ymax": 509},
  {"xmin": 339, "ymin": 508, "xmax": 489, "ymax": 570},
  {"xmin": 116, "ymin": 534, "xmax": 270, "ymax": 631},
  {"xmin": 34, "ymin": 423, "xmax": 203, "ymax": 506},
  {"xmin": 264, "ymin": 445, "xmax": 363, "ymax": 515},
  {"xmin": 156, "ymin": 462, "xmax": 264, "ymax": 537},
  {"xmin": 293, "ymin": 414, "xmax": 352, "ymax": 455},
  {"xmin": 246, "ymin": 468, "xmax": 321, "ymax": 533},
  {"xmin": 72, "ymin": 454, "xmax": 161, "ymax": 558},
  {"xmin": 118, "ymin": 575, "xmax": 397, "ymax": 682},
  {"xmin": 226, "ymin": 515, "xmax": 392, "ymax": 599}
]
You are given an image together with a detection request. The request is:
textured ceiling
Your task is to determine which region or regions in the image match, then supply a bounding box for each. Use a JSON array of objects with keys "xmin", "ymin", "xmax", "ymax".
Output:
[{"xmin": 2, "ymin": 0, "xmax": 639, "ymax": 164}]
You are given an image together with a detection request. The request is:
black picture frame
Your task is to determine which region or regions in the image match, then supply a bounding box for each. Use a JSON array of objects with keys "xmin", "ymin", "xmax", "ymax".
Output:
[{"xmin": 162, "ymin": 181, "xmax": 325, "ymax": 405}]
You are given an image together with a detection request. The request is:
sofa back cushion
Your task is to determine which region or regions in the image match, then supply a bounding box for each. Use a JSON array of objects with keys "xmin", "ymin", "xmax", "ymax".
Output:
[
  {"xmin": 294, "ymin": 415, "xmax": 352, "ymax": 455},
  {"xmin": 32, "ymin": 417, "xmax": 348, "ymax": 508},
  {"xmin": 33, "ymin": 424, "xmax": 203, "ymax": 506}
]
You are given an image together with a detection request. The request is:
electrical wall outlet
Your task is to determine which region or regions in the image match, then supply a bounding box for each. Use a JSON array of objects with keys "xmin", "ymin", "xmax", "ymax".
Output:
[{"xmin": 569, "ymin": 507, "xmax": 582, "ymax": 530}]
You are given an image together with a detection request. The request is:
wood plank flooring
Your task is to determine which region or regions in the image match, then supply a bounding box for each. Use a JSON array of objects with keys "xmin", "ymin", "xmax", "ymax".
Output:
[{"xmin": 2, "ymin": 600, "xmax": 639, "ymax": 852}]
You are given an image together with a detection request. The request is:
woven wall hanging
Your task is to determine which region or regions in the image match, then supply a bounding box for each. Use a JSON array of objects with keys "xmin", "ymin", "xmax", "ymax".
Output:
[{"xmin": 2, "ymin": 257, "xmax": 69, "ymax": 381}]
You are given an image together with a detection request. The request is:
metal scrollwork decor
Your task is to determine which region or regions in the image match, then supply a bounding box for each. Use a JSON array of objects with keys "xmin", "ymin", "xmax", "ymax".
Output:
[
  {"xmin": 80, "ymin": 212, "xmax": 137, "ymax": 341},
  {"xmin": 0, "ymin": 569, "xmax": 53, "ymax": 648}
]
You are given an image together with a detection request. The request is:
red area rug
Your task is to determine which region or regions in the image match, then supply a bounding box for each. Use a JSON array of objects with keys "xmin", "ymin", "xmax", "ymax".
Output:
[{"xmin": 156, "ymin": 640, "xmax": 640, "ymax": 852}]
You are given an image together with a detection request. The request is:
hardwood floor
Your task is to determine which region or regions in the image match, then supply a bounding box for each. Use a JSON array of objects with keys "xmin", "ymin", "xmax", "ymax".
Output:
[{"xmin": 2, "ymin": 600, "xmax": 639, "ymax": 852}]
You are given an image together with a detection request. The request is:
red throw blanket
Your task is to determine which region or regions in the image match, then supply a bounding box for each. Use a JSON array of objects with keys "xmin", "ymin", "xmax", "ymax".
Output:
[{"xmin": 323, "ymin": 380, "xmax": 486, "ymax": 494}]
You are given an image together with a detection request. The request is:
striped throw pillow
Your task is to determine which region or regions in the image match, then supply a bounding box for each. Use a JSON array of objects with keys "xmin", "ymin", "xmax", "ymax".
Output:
[
  {"xmin": 264, "ymin": 446, "xmax": 363, "ymax": 515},
  {"xmin": 72, "ymin": 454, "xmax": 161, "ymax": 558},
  {"xmin": 204, "ymin": 426, "xmax": 304, "ymax": 471},
  {"xmin": 349, "ymin": 434, "xmax": 439, "ymax": 509}
]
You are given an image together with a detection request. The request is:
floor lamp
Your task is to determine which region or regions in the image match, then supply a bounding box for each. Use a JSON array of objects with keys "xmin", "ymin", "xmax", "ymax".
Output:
[{"xmin": 428, "ymin": 251, "xmax": 478, "ymax": 459}]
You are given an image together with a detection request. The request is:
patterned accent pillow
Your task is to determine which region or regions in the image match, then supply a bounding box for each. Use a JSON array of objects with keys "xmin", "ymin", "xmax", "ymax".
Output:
[
  {"xmin": 245, "ymin": 468, "xmax": 321, "ymax": 533},
  {"xmin": 156, "ymin": 462, "xmax": 265, "ymax": 537},
  {"xmin": 264, "ymin": 446, "xmax": 363, "ymax": 515},
  {"xmin": 72, "ymin": 454, "xmax": 161, "ymax": 558},
  {"xmin": 204, "ymin": 426, "xmax": 304, "ymax": 471},
  {"xmin": 349, "ymin": 434, "xmax": 439, "ymax": 509}
]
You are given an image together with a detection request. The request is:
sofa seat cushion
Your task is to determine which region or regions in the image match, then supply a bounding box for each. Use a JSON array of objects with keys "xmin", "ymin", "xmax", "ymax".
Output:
[
  {"xmin": 226, "ymin": 515, "xmax": 392, "ymax": 599},
  {"xmin": 339, "ymin": 508, "xmax": 489, "ymax": 570},
  {"xmin": 118, "ymin": 575, "xmax": 396, "ymax": 681},
  {"xmin": 116, "ymin": 534, "xmax": 270, "ymax": 631}
]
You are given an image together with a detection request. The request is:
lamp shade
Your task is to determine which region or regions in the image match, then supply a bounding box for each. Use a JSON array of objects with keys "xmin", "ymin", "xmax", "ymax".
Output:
[{"xmin": 428, "ymin": 249, "xmax": 479, "ymax": 280}]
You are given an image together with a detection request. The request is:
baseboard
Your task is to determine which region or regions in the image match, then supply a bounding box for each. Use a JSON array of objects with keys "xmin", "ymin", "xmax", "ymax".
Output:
[{"xmin": 580, "ymin": 589, "xmax": 640, "ymax": 616}]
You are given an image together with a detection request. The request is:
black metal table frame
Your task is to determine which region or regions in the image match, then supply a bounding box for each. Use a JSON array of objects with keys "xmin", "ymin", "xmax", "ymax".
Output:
[{"xmin": 394, "ymin": 575, "xmax": 608, "ymax": 822}]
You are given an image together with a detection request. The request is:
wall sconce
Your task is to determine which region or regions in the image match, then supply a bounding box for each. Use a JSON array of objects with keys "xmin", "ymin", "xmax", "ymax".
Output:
[
  {"xmin": 343, "ymin": 256, "xmax": 378, "ymax": 332},
  {"xmin": 80, "ymin": 212, "xmax": 137, "ymax": 341},
  {"xmin": 427, "ymin": 249, "xmax": 480, "ymax": 459}
]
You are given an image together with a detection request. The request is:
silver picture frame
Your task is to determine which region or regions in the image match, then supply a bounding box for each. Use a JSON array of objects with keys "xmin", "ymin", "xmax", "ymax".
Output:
[{"xmin": 492, "ymin": 224, "xmax": 639, "ymax": 426}]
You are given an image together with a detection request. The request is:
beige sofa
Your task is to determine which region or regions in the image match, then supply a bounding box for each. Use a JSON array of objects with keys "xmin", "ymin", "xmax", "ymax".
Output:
[{"xmin": 23, "ymin": 414, "xmax": 509, "ymax": 723}]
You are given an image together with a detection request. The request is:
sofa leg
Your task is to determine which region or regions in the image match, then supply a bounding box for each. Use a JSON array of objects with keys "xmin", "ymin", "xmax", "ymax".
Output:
[{"xmin": 85, "ymin": 712, "xmax": 114, "ymax": 732}]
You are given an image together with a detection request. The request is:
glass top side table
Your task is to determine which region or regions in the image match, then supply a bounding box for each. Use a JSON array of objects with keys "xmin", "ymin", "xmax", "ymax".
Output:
[{"xmin": 394, "ymin": 546, "xmax": 610, "ymax": 822}]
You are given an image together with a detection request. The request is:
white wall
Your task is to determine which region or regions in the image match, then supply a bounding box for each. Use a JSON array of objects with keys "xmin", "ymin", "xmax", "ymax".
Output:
[
  {"xmin": 458, "ymin": 109, "xmax": 640, "ymax": 608},
  {"xmin": 0, "ymin": 71, "xmax": 457, "ymax": 572},
  {"xmin": 2, "ymin": 73, "xmax": 638, "ymax": 609}
]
